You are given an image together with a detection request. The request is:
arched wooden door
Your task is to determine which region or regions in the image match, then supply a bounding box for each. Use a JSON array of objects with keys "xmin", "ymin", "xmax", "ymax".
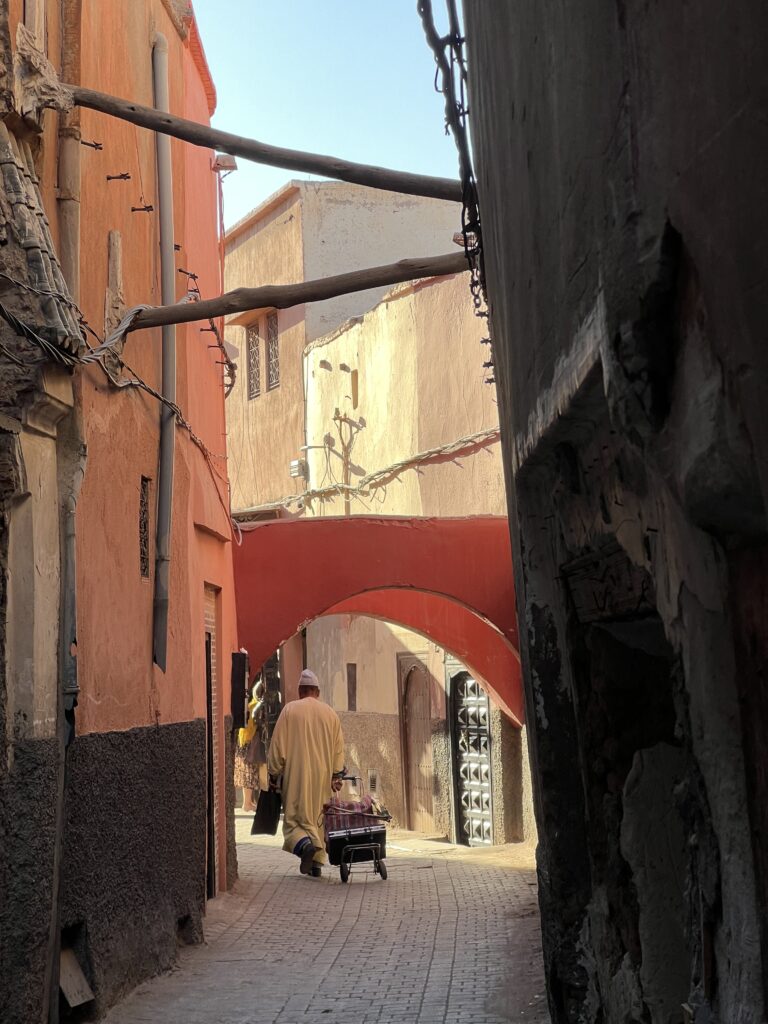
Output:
[{"xmin": 402, "ymin": 662, "xmax": 434, "ymax": 833}]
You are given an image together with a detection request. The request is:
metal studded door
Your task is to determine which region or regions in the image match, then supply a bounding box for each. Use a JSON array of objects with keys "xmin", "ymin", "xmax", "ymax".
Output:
[{"xmin": 451, "ymin": 671, "xmax": 494, "ymax": 845}]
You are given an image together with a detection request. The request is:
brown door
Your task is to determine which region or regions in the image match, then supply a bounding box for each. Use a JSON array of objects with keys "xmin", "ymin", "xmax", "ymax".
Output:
[{"xmin": 403, "ymin": 664, "xmax": 434, "ymax": 833}]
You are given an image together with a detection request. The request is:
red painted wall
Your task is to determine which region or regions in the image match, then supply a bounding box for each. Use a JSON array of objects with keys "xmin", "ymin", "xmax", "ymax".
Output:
[
  {"xmin": 234, "ymin": 515, "xmax": 522, "ymax": 721},
  {"xmin": 327, "ymin": 590, "xmax": 523, "ymax": 723},
  {"xmin": 41, "ymin": 3, "xmax": 239, "ymax": 887}
]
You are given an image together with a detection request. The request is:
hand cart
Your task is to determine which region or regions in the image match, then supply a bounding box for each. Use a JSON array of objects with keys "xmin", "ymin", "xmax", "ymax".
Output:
[{"xmin": 323, "ymin": 778, "xmax": 391, "ymax": 883}]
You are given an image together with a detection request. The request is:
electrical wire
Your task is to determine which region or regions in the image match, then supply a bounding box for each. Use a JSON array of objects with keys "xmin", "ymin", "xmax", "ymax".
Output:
[
  {"xmin": 417, "ymin": 0, "xmax": 494, "ymax": 383},
  {"xmin": 233, "ymin": 426, "xmax": 500, "ymax": 520},
  {"xmin": 9, "ymin": 270, "xmax": 241, "ymax": 536}
]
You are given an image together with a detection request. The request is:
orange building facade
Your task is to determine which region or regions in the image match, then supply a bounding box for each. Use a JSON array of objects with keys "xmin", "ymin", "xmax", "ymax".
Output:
[{"xmin": 0, "ymin": 2, "xmax": 237, "ymax": 1020}]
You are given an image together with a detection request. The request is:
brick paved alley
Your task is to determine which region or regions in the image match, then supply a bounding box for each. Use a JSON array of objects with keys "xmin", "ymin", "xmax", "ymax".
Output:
[{"xmin": 104, "ymin": 812, "xmax": 549, "ymax": 1024}]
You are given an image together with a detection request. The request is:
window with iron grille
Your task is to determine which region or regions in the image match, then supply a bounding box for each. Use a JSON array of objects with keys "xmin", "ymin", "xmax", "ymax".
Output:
[
  {"xmin": 139, "ymin": 477, "xmax": 151, "ymax": 578},
  {"xmin": 247, "ymin": 325, "xmax": 261, "ymax": 399},
  {"xmin": 266, "ymin": 312, "xmax": 279, "ymax": 390},
  {"xmin": 346, "ymin": 663, "xmax": 357, "ymax": 712}
]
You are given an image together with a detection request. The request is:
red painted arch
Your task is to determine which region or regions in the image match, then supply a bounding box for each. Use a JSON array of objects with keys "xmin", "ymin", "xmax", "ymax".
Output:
[
  {"xmin": 327, "ymin": 589, "xmax": 522, "ymax": 724},
  {"xmin": 233, "ymin": 515, "xmax": 521, "ymax": 720}
]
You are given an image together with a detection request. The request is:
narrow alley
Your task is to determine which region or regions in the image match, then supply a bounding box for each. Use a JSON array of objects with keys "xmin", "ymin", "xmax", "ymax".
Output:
[
  {"xmin": 2, "ymin": 0, "xmax": 767, "ymax": 1022},
  {"xmin": 103, "ymin": 814, "xmax": 548, "ymax": 1024}
]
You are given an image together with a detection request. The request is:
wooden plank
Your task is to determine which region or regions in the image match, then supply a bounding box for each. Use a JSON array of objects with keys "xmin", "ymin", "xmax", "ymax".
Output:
[
  {"xmin": 129, "ymin": 252, "xmax": 468, "ymax": 332},
  {"xmin": 68, "ymin": 85, "xmax": 463, "ymax": 203},
  {"xmin": 59, "ymin": 948, "xmax": 94, "ymax": 1008}
]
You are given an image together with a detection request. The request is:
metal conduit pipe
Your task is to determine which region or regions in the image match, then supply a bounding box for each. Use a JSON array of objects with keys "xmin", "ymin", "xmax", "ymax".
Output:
[{"xmin": 152, "ymin": 33, "xmax": 176, "ymax": 671}]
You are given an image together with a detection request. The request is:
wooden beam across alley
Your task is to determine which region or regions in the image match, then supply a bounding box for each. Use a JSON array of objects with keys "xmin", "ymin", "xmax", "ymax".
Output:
[
  {"xmin": 66, "ymin": 85, "xmax": 463, "ymax": 203},
  {"xmin": 129, "ymin": 252, "xmax": 469, "ymax": 331}
]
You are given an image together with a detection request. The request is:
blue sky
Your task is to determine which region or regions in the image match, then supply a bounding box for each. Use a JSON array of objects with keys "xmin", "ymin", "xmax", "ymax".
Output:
[{"xmin": 193, "ymin": 1, "xmax": 458, "ymax": 228}]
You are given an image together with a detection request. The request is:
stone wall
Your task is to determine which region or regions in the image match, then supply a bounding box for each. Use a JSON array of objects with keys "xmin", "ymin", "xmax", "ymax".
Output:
[
  {"xmin": 430, "ymin": 719, "xmax": 452, "ymax": 839},
  {"xmin": 60, "ymin": 721, "xmax": 207, "ymax": 1019},
  {"xmin": 489, "ymin": 708, "xmax": 529, "ymax": 845},
  {"xmin": 466, "ymin": 1, "xmax": 768, "ymax": 1019},
  {"xmin": 0, "ymin": 734, "xmax": 60, "ymax": 1024},
  {"xmin": 337, "ymin": 710, "xmax": 406, "ymax": 827}
]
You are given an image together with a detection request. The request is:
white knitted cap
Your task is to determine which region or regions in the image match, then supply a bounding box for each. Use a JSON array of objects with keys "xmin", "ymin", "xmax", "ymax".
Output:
[{"xmin": 298, "ymin": 669, "xmax": 321, "ymax": 693}]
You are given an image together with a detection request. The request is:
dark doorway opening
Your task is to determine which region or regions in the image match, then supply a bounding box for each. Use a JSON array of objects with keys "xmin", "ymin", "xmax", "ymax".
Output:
[{"xmin": 204, "ymin": 631, "xmax": 216, "ymax": 900}]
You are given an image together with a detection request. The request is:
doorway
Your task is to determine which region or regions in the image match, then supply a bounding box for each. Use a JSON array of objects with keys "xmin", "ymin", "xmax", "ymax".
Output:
[
  {"xmin": 400, "ymin": 658, "xmax": 434, "ymax": 833},
  {"xmin": 204, "ymin": 631, "xmax": 216, "ymax": 899},
  {"xmin": 450, "ymin": 670, "xmax": 494, "ymax": 845}
]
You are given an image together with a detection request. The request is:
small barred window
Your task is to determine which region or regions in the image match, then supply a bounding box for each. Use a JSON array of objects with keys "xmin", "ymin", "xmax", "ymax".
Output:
[
  {"xmin": 247, "ymin": 325, "xmax": 261, "ymax": 399},
  {"xmin": 266, "ymin": 312, "xmax": 279, "ymax": 390},
  {"xmin": 139, "ymin": 477, "xmax": 151, "ymax": 578}
]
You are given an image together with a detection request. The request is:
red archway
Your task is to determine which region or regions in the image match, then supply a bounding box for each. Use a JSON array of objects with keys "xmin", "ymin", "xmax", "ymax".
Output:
[
  {"xmin": 233, "ymin": 515, "xmax": 521, "ymax": 721},
  {"xmin": 326, "ymin": 589, "xmax": 522, "ymax": 723}
]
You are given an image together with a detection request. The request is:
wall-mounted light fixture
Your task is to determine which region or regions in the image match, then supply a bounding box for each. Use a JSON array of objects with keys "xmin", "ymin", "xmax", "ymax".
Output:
[
  {"xmin": 289, "ymin": 458, "xmax": 308, "ymax": 479},
  {"xmin": 211, "ymin": 153, "xmax": 237, "ymax": 175}
]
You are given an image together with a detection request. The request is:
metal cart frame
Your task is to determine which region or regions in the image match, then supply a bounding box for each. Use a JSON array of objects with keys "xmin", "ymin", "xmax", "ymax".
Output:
[{"xmin": 324, "ymin": 778, "xmax": 390, "ymax": 883}]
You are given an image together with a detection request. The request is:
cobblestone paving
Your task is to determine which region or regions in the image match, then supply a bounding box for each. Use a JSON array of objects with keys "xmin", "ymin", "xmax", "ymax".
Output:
[{"xmin": 105, "ymin": 812, "xmax": 550, "ymax": 1024}]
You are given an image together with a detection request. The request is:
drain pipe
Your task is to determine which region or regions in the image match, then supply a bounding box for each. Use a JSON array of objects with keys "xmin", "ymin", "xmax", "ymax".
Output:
[
  {"xmin": 152, "ymin": 32, "xmax": 176, "ymax": 671},
  {"xmin": 47, "ymin": 71, "xmax": 86, "ymax": 1018}
]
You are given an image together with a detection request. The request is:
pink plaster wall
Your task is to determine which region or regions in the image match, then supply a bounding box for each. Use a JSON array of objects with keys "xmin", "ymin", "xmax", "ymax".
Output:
[{"xmin": 45, "ymin": 2, "xmax": 238, "ymax": 883}]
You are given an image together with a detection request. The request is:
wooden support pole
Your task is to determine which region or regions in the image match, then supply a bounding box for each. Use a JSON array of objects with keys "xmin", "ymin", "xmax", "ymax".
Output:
[
  {"xmin": 130, "ymin": 252, "xmax": 468, "ymax": 332},
  {"xmin": 67, "ymin": 85, "xmax": 463, "ymax": 203}
]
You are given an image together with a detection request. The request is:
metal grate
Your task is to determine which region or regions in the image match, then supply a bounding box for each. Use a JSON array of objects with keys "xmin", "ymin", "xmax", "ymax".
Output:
[
  {"xmin": 266, "ymin": 312, "xmax": 279, "ymax": 389},
  {"xmin": 453, "ymin": 673, "xmax": 493, "ymax": 845},
  {"xmin": 139, "ymin": 476, "xmax": 151, "ymax": 578},
  {"xmin": 247, "ymin": 325, "xmax": 261, "ymax": 399}
]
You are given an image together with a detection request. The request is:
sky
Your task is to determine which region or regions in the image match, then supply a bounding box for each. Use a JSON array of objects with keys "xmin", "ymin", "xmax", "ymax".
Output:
[{"xmin": 193, "ymin": 1, "xmax": 458, "ymax": 228}]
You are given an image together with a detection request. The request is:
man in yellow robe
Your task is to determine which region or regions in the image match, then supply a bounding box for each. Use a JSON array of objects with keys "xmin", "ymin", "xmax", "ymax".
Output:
[{"xmin": 268, "ymin": 669, "xmax": 346, "ymax": 877}]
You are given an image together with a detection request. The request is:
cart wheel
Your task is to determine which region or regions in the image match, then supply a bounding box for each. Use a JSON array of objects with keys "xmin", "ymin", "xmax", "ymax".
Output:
[
  {"xmin": 378, "ymin": 860, "xmax": 388, "ymax": 880},
  {"xmin": 339, "ymin": 861, "xmax": 350, "ymax": 884}
]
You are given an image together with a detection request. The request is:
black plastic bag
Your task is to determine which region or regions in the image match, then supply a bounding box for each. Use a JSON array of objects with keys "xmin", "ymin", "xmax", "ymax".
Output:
[{"xmin": 251, "ymin": 788, "xmax": 281, "ymax": 836}]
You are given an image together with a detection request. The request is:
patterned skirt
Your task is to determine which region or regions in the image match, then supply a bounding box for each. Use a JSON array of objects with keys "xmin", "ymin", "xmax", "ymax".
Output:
[{"xmin": 234, "ymin": 744, "xmax": 264, "ymax": 790}]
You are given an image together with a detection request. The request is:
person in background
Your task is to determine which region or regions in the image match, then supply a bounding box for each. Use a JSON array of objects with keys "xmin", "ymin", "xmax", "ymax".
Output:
[
  {"xmin": 267, "ymin": 669, "xmax": 345, "ymax": 878},
  {"xmin": 234, "ymin": 680, "xmax": 266, "ymax": 812}
]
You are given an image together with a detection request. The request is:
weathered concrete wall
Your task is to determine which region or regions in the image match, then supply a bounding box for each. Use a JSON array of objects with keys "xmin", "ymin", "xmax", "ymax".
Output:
[
  {"xmin": 466, "ymin": 1, "xmax": 768, "ymax": 1018},
  {"xmin": 310, "ymin": 614, "xmax": 444, "ymax": 716},
  {"xmin": 224, "ymin": 185, "xmax": 307, "ymax": 511},
  {"xmin": 337, "ymin": 710, "xmax": 406, "ymax": 827},
  {"xmin": 489, "ymin": 707, "xmax": 525, "ymax": 845},
  {"xmin": 300, "ymin": 182, "xmax": 460, "ymax": 344},
  {"xmin": 60, "ymin": 721, "xmax": 206, "ymax": 1018},
  {"xmin": 0, "ymin": 734, "xmax": 59, "ymax": 1024},
  {"xmin": 225, "ymin": 182, "xmax": 461, "ymax": 513},
  {"xmin": 303, "ymin": 273, "xmax": 503, "ymax": 518},
  {"xmin": 430, "ymin": 718, "xmax": 452, "ymax": 839}
]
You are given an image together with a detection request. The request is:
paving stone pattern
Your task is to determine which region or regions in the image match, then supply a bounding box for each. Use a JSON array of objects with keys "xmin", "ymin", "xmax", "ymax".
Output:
[{"xmin": 104, "ymin": 813, "xmax": 550, "ymax": 1024}]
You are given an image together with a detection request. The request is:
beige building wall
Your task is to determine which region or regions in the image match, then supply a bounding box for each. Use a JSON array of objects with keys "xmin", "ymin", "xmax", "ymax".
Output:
[
  {"xmin": 224, "ymin": 181, "xmax": 463, "ymax": 515},
  {"xmin": 302, "ymin": 273, "xmax": 504, "ymax": 519},
  {"xmin": 224, "ymin": 184, "xmax": 532, "ymax": 843},
  {"xmin": 300, "ymin": 273, "xmax": 532, "ymax": 843},
  {"xmin": 224, "ymin": 185, "xmax": 306, "ymax": 511},
  {"xmin": 300, "ymin": 183, "xmax": 460, "ymax": 344}
]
